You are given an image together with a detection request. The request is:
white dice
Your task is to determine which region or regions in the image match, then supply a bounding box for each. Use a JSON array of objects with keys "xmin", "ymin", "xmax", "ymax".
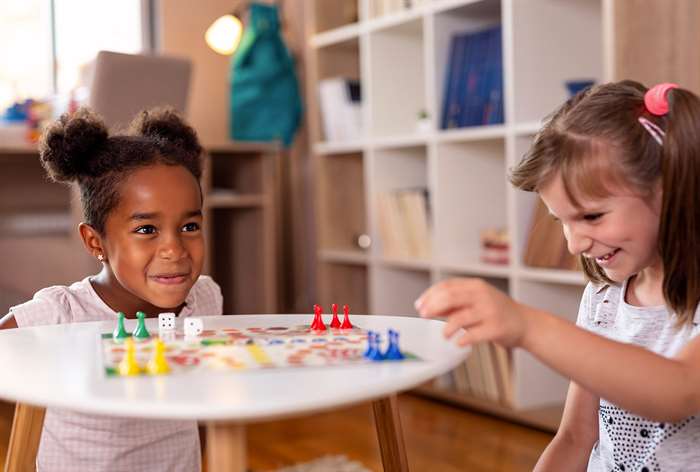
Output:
[
  {"xmin": 158, "ymin": 313, "xmax": 176, "ymax": 331},
  {"xmin": 184, "ymin": 317, "xmax": 203, "ymax": 337}
]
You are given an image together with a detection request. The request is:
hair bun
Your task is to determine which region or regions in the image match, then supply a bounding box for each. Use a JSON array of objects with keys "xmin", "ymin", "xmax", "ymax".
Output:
[
  {"xmin": 39, "ymin": 108, "xmax": 109, "ymax": 182},
  {"xmin": 129, "ymin": 107, "xmax": 202, "ymax": 159}
]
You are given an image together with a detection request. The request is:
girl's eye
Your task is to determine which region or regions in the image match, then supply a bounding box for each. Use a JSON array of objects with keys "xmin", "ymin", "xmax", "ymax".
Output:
[
  {"xmin": 135, "ymin": 225, "xmax": 157, "ymax": 235},
  {"xmin": 583, "ymin": 213, "xmax": 603, "ymax": 221},
  {"xmin": 182, "ymin": 222, "xmax": 200, "ymax": 232}
]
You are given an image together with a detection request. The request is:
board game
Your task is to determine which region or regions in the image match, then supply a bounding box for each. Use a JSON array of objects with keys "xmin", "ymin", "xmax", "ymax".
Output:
[{"xmin": 101, "ymin": 311, "xmax": 418, "ymax": 377}]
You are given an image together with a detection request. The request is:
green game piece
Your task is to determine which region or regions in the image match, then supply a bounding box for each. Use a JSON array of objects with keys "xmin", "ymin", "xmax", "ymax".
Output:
[
  {"xmin": 132, "ymin": 311, "xmax": 151, "ymax": 340},
  {"xmin": 113, "ymin": 312, "xmax": 130, "ymax": 341}
]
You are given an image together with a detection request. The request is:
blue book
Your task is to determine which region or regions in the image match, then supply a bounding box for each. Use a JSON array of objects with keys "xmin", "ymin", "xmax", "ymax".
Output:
[
  {"xmin": 453, "ymin": 32, "xmax": 477, "ymax": 128},
  {"xmin": 481, "ymin": 27, "xmax": 499, "ymax": 125},
  {"xmin": 445, "ymin": 34, "xmax": 468, "ymax": 129},
  {"xmin": 440, "ymin": 34, "xmax": 460, "ymax": 129},
  {"xmin": 487, "ymin": 26, "xmax": 504, "ymax": 124},
  {"xmin": 462, "ymin": 29, "xmax": 489, "ymax": 127}
]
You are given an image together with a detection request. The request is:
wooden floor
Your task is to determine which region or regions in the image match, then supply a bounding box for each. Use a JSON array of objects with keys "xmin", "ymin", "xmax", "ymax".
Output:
[{"xmin": 1, "ymin": 394, "xmax": 553, "ymax": 471}]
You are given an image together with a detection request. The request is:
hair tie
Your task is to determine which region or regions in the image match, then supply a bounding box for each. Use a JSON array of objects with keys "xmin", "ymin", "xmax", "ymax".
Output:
[{"xmin": 644, "ymin": 83, "xmax": 679, "ymax": 116}]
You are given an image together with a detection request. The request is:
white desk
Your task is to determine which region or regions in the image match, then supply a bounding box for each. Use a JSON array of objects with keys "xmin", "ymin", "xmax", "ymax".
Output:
[{"xmin": 0, "ymin": 314, "xmax": 468, "ymax": 471}]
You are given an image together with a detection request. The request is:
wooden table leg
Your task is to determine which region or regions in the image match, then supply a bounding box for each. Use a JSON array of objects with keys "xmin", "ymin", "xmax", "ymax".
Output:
[
  {"xmin": 372, "ymin": 395, "xmax": 409, "ymax": 472},
  {"xmin": 4, "ymin": 403, "xmax": 45, "ymax": 472},
  {"xmin": 205, "ymin": 422, "xmax": 246, "ymax": 472}
]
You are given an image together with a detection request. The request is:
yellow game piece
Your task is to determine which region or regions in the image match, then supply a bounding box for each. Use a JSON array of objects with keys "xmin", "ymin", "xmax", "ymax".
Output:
[
  {"xmin": 146, "ymin": 339, "xmax": 171, "ymax": 375},
  {"xmin": 118, "ymin": 338, "xmax": 141, "ymax": 376}
]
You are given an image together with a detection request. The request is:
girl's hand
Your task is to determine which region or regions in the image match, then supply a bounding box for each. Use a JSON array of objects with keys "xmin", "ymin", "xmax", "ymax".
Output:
[{"xmin": 414, "ymin": 278, "xmax": 530, "ymax": 348}]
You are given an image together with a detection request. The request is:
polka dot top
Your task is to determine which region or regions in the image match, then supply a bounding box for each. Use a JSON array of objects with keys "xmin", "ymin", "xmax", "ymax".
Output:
[{"xmin": 577, "ymin": 280, "xmax": 700, "ymax": 472}]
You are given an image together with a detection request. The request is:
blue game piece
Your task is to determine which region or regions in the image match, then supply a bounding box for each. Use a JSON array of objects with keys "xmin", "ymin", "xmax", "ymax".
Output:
[
  {"xmin": 363, "ymin": 331, "xmax": 375, "ymax": 358},
  {"xmin": 384, "ymin": 329, "xmax": 404, "ymax": 360},
  {"xmin": 364, "ymin": 331, "xmax": 384, "ymax": 361}
]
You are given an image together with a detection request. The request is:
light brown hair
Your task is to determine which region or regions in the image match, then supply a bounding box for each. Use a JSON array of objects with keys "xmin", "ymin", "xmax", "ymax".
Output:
[{"xmin": 510, "ymin": 80, "xmax": 700, "ymax": 326}]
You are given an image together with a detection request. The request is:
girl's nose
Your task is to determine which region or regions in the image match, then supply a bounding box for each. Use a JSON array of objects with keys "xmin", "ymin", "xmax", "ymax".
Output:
[
  {"xmin": 564, "ymin": 224, "xmax": 592, "ymax": 256},
  {"xmin": 159, "ymin": 235, "xmax": 186, "ymax": 260}
]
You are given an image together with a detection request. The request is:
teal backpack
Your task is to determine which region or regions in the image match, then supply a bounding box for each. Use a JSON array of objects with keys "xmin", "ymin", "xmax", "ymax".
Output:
[{"xmin": 230, "ymin": 3, "xmax": 302, "ymax": 147}]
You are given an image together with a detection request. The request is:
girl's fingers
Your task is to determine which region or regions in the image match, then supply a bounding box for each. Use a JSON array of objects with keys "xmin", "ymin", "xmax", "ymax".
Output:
[
  {"xmin": 416, "ymin": 278, "xmax": 478, "ymax": 317},
  {"xmin": 456, "ymin": 325, "xmax": 488, "ymax": 347},
  {"xmin": 442, "ymin": 309, "xmax": 479, "ymax": 338}
]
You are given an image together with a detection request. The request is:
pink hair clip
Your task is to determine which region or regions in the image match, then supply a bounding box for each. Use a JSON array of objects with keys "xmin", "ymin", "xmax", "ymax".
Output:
[
  {"xmin": 638, "ymin": 117, "xmax": 665, "ymax": 146},
  {"xmin": 644, "ymin": 83, "xmax": 679, "ymax": 116}
]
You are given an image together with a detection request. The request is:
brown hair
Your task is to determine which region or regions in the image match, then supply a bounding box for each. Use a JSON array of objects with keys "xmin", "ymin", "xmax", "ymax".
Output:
[
  {"xmin": 39, "ymin": 107, "xmax": 203, "ymax": 235},
  {"xmin": 510, "ymin": 80, "xmax": 700, "ymax": 326}
]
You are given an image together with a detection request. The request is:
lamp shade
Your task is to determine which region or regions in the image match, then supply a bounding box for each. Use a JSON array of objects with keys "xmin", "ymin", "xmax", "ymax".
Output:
[{"xmin": 205, "ymin": 14, "xmax": 243, "ymax": 55}]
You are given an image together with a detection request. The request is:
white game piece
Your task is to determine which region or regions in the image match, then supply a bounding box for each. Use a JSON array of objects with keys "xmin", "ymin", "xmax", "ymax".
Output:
[
  {"xmin": 184, "ymin": 318, "xmax": 203, "ymax": 337},
  {"xmin": 158, "ymin": 313, "xmax": 176, "ymax": 331}
]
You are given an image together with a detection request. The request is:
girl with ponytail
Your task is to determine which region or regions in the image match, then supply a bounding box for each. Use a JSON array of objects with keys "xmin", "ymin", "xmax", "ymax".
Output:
[
  {"xmin": 2, "ymin": 107, "xmax": 223, "ymax": 471},
  {"xmin": 416, "ymin": 81, "xmax": 700, "ymax": 470}
]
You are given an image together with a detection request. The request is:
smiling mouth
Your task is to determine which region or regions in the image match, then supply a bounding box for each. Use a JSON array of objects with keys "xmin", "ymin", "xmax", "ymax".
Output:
[
  {"xmin": 595, "ymin": 249, "xmax": 620, "ymax": 264},
  {"xmin": 151, "ymin": 273, "xmax": 190, "ymax": 285}
]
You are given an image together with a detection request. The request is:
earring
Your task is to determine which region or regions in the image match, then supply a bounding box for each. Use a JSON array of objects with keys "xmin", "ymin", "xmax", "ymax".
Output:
[{"xmin": 97, "ymin": 254, "xmax": 104, "ymax": 262}]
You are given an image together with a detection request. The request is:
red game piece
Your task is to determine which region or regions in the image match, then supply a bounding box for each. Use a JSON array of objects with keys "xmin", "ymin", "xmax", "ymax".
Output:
[
  {"xmin": 311, "ymin": 304, "xmax": 326, "ymax": 332},
  {"xmin": 340, "ymin": 304, "xmax": 353, "ymax": 329},
  {"xmin": 330, "ymin": 303, "xmax": 341, "ymax": 329}
]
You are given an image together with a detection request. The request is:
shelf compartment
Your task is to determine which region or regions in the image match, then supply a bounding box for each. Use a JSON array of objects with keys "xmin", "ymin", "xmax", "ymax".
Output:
[
  {"xmin": 511, "ymin": 280, "xmax": 586, "ymax": 409},
  {"xmin": 0, "ymin": 154, "xmax": 71, "ymax": 215},
  {"xmin": 318, "ymin": 261, "xmax": 369, "ymax": 315},
  {"xmin": 432, "ymin": 0, "xmax": 502, "ymax": 131},
  {"xmin": 209, "ymin": 207, "xmax": 268, "ymax": 314},
  {"xmin": 510, "ymin": 0, "xmax": 603, "ymax": 124},
  {"xmin": 208, "ymin": 151, "xmax": 266, "ymax": 195},
  {"xmin": 311, "ymin": 0, "xmax": 359, "ymax": 35},
  {"xmin": 370, "ymin": 265, "xmax": 431, "ymax": 316},
  {"xmin": 317, "ymin": 38, "xmax": 360, "ymax": 81},
  {"xmin": 372, "ymin": 146, "xmax": 430, "ymax": 260},
  {"xmin": 368, "ymin": 18, "xmax": 426, "ymax": 138},
  {"xmin": 434, "ymin": 138, "xmax": 507, "ymax": 267},
  {"xmin": 318, "ymin": 152, "xmax": 367, "ymax": 252}
]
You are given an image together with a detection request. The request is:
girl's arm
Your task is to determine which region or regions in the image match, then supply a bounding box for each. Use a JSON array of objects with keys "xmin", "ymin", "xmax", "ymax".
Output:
[
  {"xmin": 521, "ymin": 305, "xmax": 700, "ymax": 421},
  {"xmin": 416, "ymin": 278, "xmax": 700, "ymax": 422},
  {"xmin": 534, "ymin": 382, "xmax": 599, "ymax": 471}
]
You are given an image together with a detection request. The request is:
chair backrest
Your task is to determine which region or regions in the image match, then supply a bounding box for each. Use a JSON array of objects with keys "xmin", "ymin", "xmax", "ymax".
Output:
[{"xmin": 88, "ymin": 50, "xmax": 192, "ymax": 131}]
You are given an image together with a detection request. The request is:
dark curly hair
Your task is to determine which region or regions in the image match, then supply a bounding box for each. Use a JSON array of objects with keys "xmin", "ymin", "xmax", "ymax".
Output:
[{"xmin": 39, "ymin": 107, "xmax": 203, "ymax": 234}]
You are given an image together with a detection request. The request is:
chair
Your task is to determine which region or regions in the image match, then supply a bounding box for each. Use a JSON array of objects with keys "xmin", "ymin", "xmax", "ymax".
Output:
[{"xmin": 88, "ymin": 50, "xmax": 192, "ymax": 130}]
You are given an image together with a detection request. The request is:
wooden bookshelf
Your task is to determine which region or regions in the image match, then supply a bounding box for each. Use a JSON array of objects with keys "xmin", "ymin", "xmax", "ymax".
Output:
[
  {"xmin": 0, "ymin": 142, "xmax": 281, "ymax": 316},
  {"xmin": 303, "ymin": 0, "xmax": 602, "ymax": 429},
  {"xmin": 305, "ymin": 0, "xmax": 700, "ymax": 432}
]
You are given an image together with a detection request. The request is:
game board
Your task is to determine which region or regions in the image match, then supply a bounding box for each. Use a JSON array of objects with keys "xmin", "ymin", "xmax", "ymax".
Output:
[{"xmin": 101, "ymin": 324, "xmax": 419, "ymax": 377}]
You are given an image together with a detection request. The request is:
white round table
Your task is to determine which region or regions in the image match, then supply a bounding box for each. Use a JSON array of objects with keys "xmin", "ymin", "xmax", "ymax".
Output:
[{"xmin": 0, "ymin": 314, "xmax": 469, "ymax": 472}]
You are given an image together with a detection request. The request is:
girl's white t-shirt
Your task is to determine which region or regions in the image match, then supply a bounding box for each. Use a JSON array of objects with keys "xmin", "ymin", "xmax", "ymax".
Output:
[
  {"xmin": 9, "ymin": 275, "xmax": 223, "ymax": 472},
  {"xmin": 577, "ymin": 280, "xmax": 700, "ymax": 472}
]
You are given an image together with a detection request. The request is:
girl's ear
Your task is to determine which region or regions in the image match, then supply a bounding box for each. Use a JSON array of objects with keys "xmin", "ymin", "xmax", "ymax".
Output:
[{"xmin": 79, "ymin": 223, "xmax": 106, "ymax": 261}]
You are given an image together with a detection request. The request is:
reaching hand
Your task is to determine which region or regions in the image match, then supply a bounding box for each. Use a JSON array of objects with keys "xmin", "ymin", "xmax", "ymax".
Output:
[{"xmin": 414, "ymin": 278, "xmax": 530, "ymax": 348}]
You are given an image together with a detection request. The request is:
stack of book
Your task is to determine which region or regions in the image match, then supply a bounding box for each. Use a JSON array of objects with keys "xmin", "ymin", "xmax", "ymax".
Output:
[
  {"xmin": 318, "ymin": 78, "xmax": 362, "ymax": 142},
  {"xmin": 377, "ymin": 188, "xmax": 431, "ymax": 260},
  {"xmin": 433, "ymin": 342, "xmax": 514, "ymax": 407},
  {"xmin": 480, "ymin": 227, "xmax": 509, "ymax": 265},
  {"xmin": 524, "ymin": 199, "xmax": 578, "ymax": 270},
  {"xmin": 441, "ymin": 25, "xmax": 503, "ymax": 129}
]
